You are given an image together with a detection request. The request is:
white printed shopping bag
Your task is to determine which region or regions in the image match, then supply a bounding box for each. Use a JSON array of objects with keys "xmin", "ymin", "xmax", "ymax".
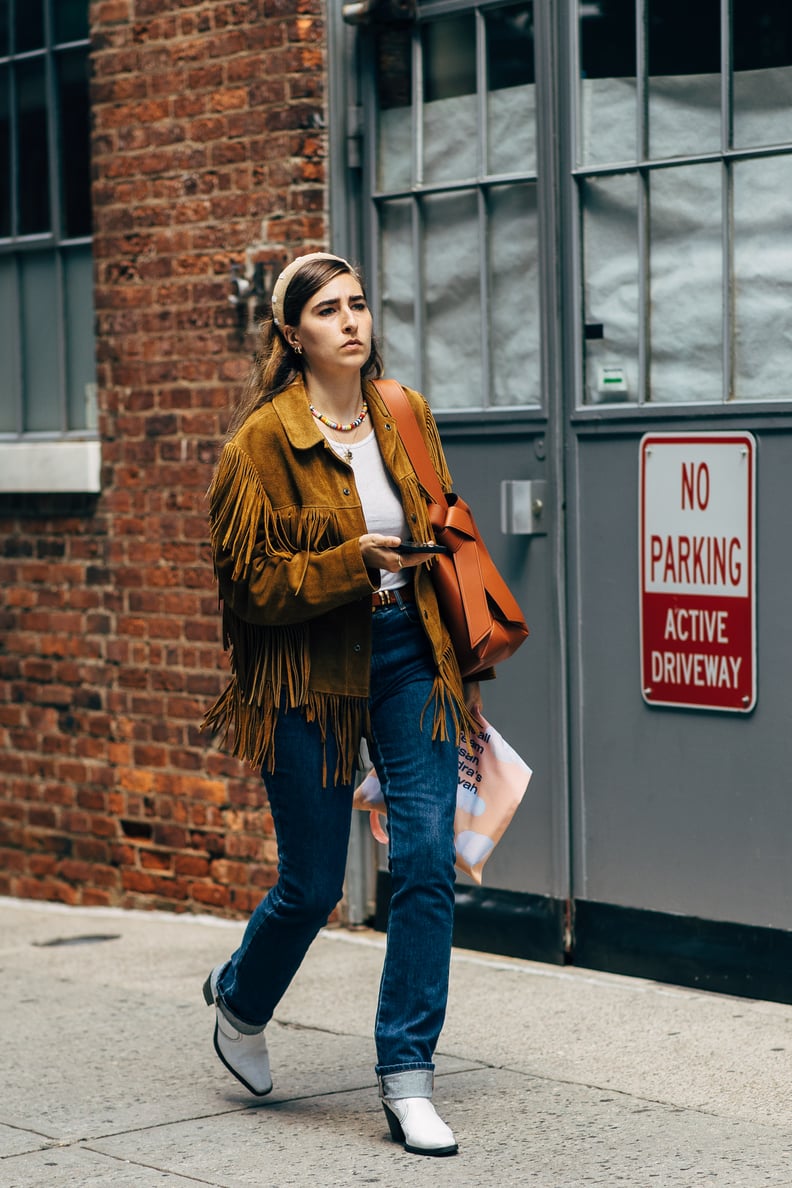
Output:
[{"xmin": 353, "ymin": 713, "xmax": 532, "ymax": 884}]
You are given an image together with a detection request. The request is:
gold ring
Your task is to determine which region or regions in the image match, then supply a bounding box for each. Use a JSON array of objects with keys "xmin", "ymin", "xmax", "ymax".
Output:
[{"xmin": 397, "ymin": 555, "xmax": 403, "ymax": 569}]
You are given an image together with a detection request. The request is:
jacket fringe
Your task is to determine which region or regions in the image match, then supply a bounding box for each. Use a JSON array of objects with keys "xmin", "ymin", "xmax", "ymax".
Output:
[
  {"xmin": 202, "ymin": 678, "xmax": 369, "ymax": 786},
  {"xmin": 222, "ymin": 614, "xmax": 310, "ymax": 707},
  {"xmin": 305, "ymin": 691, "xmax": 371, "ymax": 785},
  {"xmin": 422, "ymin": 641, "xmax": 479, "ymax": 745},
  {"xmin": 208, "ymin": 441, "xmax": 301, "ymax": 582},
  {"xmin": 422, "ymin": 403, "xmax": 453, "ymax": 494},
  {"xmin": 398, "ymin": 472, "xmax": 436, "ymax": 547}
]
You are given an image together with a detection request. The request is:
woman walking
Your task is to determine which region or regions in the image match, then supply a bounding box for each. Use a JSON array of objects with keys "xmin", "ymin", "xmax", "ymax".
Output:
[{"xmin": 202, "ymin": 252, "xmax": 482, "ymax": 1156}]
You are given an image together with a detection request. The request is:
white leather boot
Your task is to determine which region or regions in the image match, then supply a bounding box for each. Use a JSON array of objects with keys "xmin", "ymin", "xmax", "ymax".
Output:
[
  {"xmin": 381, "ymin": 1097, "xmax": 458, "ymax": 1156},
  {"xmin": 202, "ymin": 965, "xmax": 272, "ymax": 1097}
]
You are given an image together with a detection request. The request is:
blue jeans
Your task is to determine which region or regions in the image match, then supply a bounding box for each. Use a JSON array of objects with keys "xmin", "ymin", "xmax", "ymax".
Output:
[{"xmin": 215, "ymin": 597, "xmax": 459, "ymax": 1099}]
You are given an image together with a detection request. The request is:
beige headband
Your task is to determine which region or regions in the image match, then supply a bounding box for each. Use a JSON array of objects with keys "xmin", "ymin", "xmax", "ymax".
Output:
[{"xmin": 270, "ymin": 252, "xmax": 354, "ymax": 328}]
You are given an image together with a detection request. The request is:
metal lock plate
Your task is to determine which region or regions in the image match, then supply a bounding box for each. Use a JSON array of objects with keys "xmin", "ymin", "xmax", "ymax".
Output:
[{"xmin": 500, "ymin": 480, "xmax": 548, "ymax": 535}]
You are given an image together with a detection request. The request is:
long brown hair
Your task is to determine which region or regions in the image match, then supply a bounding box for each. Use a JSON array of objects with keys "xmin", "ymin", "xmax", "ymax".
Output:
[{"xmin": 228, "ymin": 257, "xmax": 383, "ymax": 435}]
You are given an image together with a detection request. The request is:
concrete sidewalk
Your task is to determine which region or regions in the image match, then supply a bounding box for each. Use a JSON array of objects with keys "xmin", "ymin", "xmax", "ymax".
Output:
[{"xmin": 0, "ymin": 898, "xmax": 790, "ymax": 1187}]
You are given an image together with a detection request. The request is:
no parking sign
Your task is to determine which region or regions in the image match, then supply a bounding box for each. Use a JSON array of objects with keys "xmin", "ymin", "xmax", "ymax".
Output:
[{"xmin": 639, "ymin": 433, "xmax": 756, "ymax": 712}]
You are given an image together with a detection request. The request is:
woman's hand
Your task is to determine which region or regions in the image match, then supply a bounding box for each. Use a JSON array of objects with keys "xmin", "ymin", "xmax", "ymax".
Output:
[
  {"xmin": 463, "ymin": 680, "xmax": 483, "ymax": 716},
  {"xmin": 359, "ymin": 534, "xmax": 428, "ymax": 573}
]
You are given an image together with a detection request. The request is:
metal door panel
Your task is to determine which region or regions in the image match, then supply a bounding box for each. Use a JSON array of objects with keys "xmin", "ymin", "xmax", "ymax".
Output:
[
  {"xmin": 441, "ymin": 429, "xmax": 567, "ymax": 900},
  {"xmin": 570, "ymin": 431, "xmax": 792, "ymax": 930}
]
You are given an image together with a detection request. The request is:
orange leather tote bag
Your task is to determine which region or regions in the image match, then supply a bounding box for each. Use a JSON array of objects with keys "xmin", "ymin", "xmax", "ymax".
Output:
[{"xmin": 374, "ymin": 379, "xmax": 529, "ymax": 678}]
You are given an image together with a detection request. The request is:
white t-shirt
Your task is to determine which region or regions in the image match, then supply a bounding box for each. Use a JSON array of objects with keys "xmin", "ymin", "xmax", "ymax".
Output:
[{"xmin": 327, "ymin": 430, "xmax": 409, "ymax": 591}]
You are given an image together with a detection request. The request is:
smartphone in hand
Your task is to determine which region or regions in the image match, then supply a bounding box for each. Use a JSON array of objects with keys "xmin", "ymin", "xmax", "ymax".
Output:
[{"xmin": 394, "ymin": 540, "xmax": 450, "ymax": 555}]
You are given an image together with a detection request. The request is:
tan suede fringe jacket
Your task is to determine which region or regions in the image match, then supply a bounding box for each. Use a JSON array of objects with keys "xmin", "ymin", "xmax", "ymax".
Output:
[{"xmin": 202, "ymin": 377, "xmax": 475, "ymax": 783}]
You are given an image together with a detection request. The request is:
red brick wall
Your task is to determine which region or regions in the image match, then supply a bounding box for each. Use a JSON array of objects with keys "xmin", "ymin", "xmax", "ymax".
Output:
[{"xmin": 0, "ymin": 0, "xmax": 329, "ymax": 915}]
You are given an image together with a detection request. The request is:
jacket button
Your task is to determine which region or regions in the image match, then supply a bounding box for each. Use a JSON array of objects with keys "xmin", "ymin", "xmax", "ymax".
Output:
[
  {"xmin": 353, "ymin": 643, "xmax": 362, "ymax": 653},
  {"xmin": 343, "ymin": 487, "xmax": 351, "ymax": 496}
]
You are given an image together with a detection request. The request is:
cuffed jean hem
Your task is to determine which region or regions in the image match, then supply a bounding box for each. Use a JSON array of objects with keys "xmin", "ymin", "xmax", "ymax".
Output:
[
  {"xmin": 377, "ymin": 1067, "xmax": 435, "ymax": 1100},
  {"xmin": 213, "ymin": 962, "xmax": 266, "ymax": 1035},
  {"xmin": 217, "ymin": 999, "xmax": 266, "ymax": 1036}
]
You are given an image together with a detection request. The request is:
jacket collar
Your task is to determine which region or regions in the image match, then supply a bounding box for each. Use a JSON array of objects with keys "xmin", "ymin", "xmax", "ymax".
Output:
[{"xmin": 271, "ymin": 378, "xmax": 325, "ymax": 451}]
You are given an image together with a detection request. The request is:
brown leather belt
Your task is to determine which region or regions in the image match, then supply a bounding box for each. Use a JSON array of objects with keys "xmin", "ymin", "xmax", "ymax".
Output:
[{"xmin": 371, "ymin": 585, "xmax": 416, "ymax": 609}]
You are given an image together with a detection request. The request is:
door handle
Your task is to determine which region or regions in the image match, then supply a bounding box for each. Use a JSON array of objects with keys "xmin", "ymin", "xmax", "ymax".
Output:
[{"xmin": 501, "ymin": 480, "xmax": 548, "ymax": 536}]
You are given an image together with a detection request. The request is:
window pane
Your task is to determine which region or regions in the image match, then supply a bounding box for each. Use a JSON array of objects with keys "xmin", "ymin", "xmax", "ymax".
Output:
[
  {"xmin": 15, "ymin": 0, "xmax": 44, "ymax": 51},
  {"xmin": 733, "ymin": 3, "xmax": 792, "ymax": 149},
  {"xmin": 57, "ymin": 50, "xmax": 92, "ymax": 237},
  {"xmin": 648, "ymin": 0, "xmax": 720, "ymax": 75},
  {"xmin": 423, "ymin": 191, "xmax": 481, "ymax": 409},
  {"xmin": 489, "ymin": 183, "xmax": 540, "ymax": 405},
  {"xmin": 423, "ymin": 92, "xmax": 477, "ymax": 184},
  {"xmin": 650, "ymin": 165, "xmax": 721, "ymax": 403},
  {"xmin": 63, "ymin": 246, "xmax": 96, "ymax": 428},
  {"xmin": 16, "ymin": 59, "xmax": 51, "ymax": 235},
  {"xmin": 0, "ymin": 256, "xmax": 20, "ymax": 430},
  {"xmin": 20, "ymin": 252, "xmax": 61, "ymax": 431},
  {"xmin": 54, "ymin": 0, "xmax": 90, "ymax": 43},
  {"xmin": 380, "ymin": 199, "xmax": 419, "ymax": 390},
  {"xmin": 376, "ymin": 27, "xmax": 412, "ymax": 192},
  {"xmin": 582, "ymin": 174, "xmax": 639, "ymax": 404},
  {"xmin": 579, "ymin": 0, "xmax": 636, "ymax": 166},
  {"xmin": 487, "ymin": 4, "xmax": 536, "ymax": 175},
  {"xmin": 422, "ymin": 15, "xmax": 477, "ymax": 184},
  {"xmin": 648, "ymin": 0, "xmax": 721, "ymax": 159},
  {"xmin": 734, "ymin": 156, "xmax": 792, "ymax": 400},
  {"xmin": 0, "ymin": 0, "xmax": 8, "ymax": 56},
  {"xmin": 0, "ymin": 65, "xmax": 9, "ymax": 236},
  {"xmin": 423, "ymin": 14, "xmax": 475, "ymax": 102}
]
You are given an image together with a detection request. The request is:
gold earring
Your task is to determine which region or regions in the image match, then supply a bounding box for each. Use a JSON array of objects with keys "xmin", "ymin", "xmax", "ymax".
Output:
[{"xmin": 293, "ymin": 342, "xmax": 302, "ymax": 355}]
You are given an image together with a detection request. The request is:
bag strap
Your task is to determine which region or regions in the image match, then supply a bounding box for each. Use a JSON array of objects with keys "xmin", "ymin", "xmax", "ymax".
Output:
[
  {"xmin": 373, "ymin": 378, "xmax": 494, "ymax": 650},
  {"xmin": 372, "ymin": 379, "xmax": 528, "ymax": 664},
  {"xmin": 371, "ymin": 379, "xmax": 448, "ymax": 509},
  {"xmin": 372, "ymin": 379, "xmax": 527, "ymax": 634}
]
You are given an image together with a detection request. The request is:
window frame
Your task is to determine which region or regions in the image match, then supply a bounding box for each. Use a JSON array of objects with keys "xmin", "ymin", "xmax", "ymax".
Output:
[
  {"xmin": 570, "ymin": 0, "xmax": 792, "ymax": 419},
  {"xmin": 0, "ymin": 0, "xmax": 98, "ymax": 492},
  {"xmin": 360, "ymin": 0, "xmax": 549, "ymax": 424}
]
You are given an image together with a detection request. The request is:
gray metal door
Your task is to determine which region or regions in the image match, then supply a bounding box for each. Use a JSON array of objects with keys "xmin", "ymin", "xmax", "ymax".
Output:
[
  {"xmin": 335, "ymin": 0, "xmax": 571, "ymax": 960},
  {"xmin": 562, "ymin": 0, "xmax": 792, "ymax": 959}
]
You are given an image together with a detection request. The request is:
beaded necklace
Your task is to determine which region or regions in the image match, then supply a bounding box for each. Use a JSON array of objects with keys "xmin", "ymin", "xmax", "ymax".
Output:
[{"xmin": 309, "ymin": 399, "xmax": 369, "ymax": 432}]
